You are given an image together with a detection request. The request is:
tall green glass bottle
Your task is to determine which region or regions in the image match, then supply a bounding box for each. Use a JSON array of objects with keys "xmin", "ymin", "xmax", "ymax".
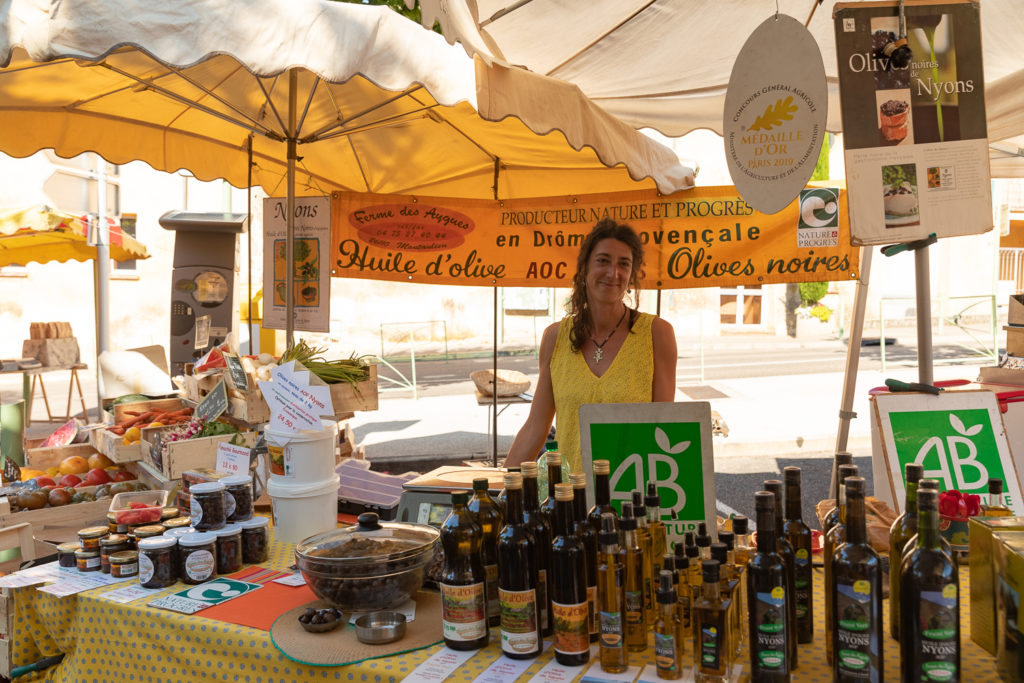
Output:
[
  {"xmin": 889, "ymin": 462, "xmax": 923, "ymax": 640},
  {"xmin": 588, "ymin": 459, "xmax": 618, "ymax": 535},
  {"xmin": 539, "ymin": 451, "xmax": 563, "ymax": 528},
  {"xmin": 496, "ymin": 473, "xmax": 541, "ymax": 659},
  {"xmin": 900, "ymin": 488, "xmax": 960, "ymax": 682},
  {"xmin": 550, "ymin": 483, "xmax": 590, "ymax": 666},
  {"xmin": 748, "ymin": 491, "xmax": 790, "ymax": 682},
  {"xmin": 763, "ymin": 480, "xmax": 797, "ymax": 670},
  {"xmin": 439, "ymin": 491, "xmax": 489, "ymax": 650},
  {"xmin": 831, "ymin": 477, "xmax": 883, "ymax": 682},
  {"xmin": 468, "ymin": 477, "xmax": 504, "ymax": 626},
  {"xmin": 570, "ymin": 472, "xmax": 599, "ymax": 642},
  {"xmin": 521, "ymin": 461, "xmax": 553, "ymax": 636},
  {"xmin": 782, "ymin": 467, "xmax": 812, "ymax": 644},
  {"xmin": 824, "ymin": 463, "xmax": 859, "ymax": 666},
  {"xmin": 822, "ymin": 452, "xmax": 855, "ymax": 538}
]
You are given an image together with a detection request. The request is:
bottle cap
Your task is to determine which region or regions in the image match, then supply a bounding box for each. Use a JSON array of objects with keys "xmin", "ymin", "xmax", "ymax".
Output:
[
  {"xmin": 674, "ymin": 541, "xmax": 686, "ymax": 557},
  {"xmin": 684, "ymin": 532, "xmax": 695, "ymax": 546},
  {"xmin": 593, "ymin": 460, "xmax": 610, "ymax": 475},
  {"xmin": 695, "ymin": 534, "xmax": 710, "ymax": 548},
  {"xmin": 657, "ymin": 570, "xmax": 676, "ymax": 603},
  {"xmin": 845, "ymin": 476, "xmax": 865, "ymax": 496},
  {"xmin": 718, "ymin": 531, "xmax": 734, "ymax": 550},
  {"xmin": 835, "ymin": 451, "xmax": 854, "ymax": 466},
  {"xmin": 732, "ymin": 515, "xmax": 749, "ymax": 535},
  {"xmin": 838, "ymin": 464, "xmax": 859, "ymax": 482},
  {"xmin": 784, "ymin": 466, "xmax": 801, "ymax": 484},
  {"xmin": 451, "ymin": 491, "xmax": 469, "ymax": 505},
  {"xmin": 645, "ymin": 482, "xmax": 660, "ymax": 507},
  {"xmin": 675, "ymin": 553, "xmax": 689, "ymax": 569},
  {"xmin": 472, "ymin": 478, "xmax": 489, "ymax": 491},
  {"xmin": 917, "ymin": 488, "xmax": 939, "ymax": 510},
  {"xmin": 619, "ymin": 502, "xmax": 636, "ymax": 530},
  {"xmin": 710, "ymin": 542, "xmax": 727, "ymax": 564},
  {"xmin": 989, "ymin": 478, "xmax": 1004, "ymax": 495},
  {"xmin": 685, "ymin": 543, "xmax": 699, "ymax": 559},
  {"xmin": 545, "ymin": 452, "xmax": 562, "ymax": 466},
  {"xmin": 919, "ymin": 479, "xmax": 938, "ymax": 490},
  {"xmin": 599, "ymin": 513, "xmax": 618, "ymax": 546},
  {"xmin": 905, "ymin": 463, "xmax": 924, "ymax": 482},
  {"xmin": 755, "ymin": 491, "xmax": 775, "ymax": 512},
  {"xmin": 520, "ymin": 461, "xmax": 538, "ymax": 476},
  {"xmin": 554, "ymin": 482, "xmax": 574, "ymax": 502},
  {"xmin": 545, "ymin": 440, "xmax": 558, "ymax": 451},
  {"xmin": 763, "ymin": 480, "xmax": 783, "ymax": 499},
  {"xmin": 569, "ymin": 472, "xmax": 587, "ymax": 489},
  {"xmin": 503, "ymin": 473, "xmax": 523, "ymax": 490},
  {"xmin": 631, "ymin": 491, "xmax": 646, "ymax": 516},
  {"xmin": 697, "ymin": 522, "xmax": 707, "ymax": 536},
  {"xmin": 701, "ymin": 559, "xmax": 720, "ymax": 583},
  {"xmin": 662, "ymin": 554, "xmax": 675, "ymax": 572}
]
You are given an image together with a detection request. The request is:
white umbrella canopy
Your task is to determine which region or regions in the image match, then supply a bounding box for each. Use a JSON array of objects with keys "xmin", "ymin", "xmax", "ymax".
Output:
[{"xmin": 416, "ymin": 0, "xmax": 1024, "ymax": 150}]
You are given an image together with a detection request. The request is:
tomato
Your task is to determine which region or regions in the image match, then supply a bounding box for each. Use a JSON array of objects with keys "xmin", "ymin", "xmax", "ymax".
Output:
[
  {"xmin": 33, "ymin": 476, "xmax": 56, "ymax": 488},
  {"xmin": 84, "ymin": 468, "xmax": 112, "ymax": 486},
  {"xmin": 59, "ymin": 474, "xmax": 82, "ymax": 487},
  {"xmin": 112, "ymin": 470, "xmax": 137, "ymax": 482}
]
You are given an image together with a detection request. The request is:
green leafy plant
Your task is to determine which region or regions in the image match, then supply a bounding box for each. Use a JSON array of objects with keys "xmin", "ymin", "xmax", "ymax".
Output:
[{"xmin": 798, "ymin": 281, "xmax": 828, "ymax": 307}]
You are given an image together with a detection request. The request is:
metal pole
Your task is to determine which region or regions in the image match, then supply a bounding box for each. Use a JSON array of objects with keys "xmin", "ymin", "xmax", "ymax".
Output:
[
  {"xmin": 247, "ymin": 137, "xmax": 254, "ymax": 353},
  {"xmin": 656, "ymin": 289, "xmax": 661, "ymax": 317},
  {"xmin": 493, "ymin": 283, "xmax": 499, "ymax": 467},
  {"xmin": 835, "ymin": 246, "xmax": 872, "ymax": 456},
  {"xmin": 915, "ymin": 246, "xmax": 934, "ymax": 385},
  {"xmin": 94, "ymin": 164, "xmax": 110, "ymax": 416},
  {"xmin": 285, "ymin": 69, "xmax": 298, "ymax": 349}
]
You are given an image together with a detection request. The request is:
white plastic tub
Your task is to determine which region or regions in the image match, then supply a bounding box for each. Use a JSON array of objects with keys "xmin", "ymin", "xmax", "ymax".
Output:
[
  {"xmin": 265, "ymin": 419, "xmax": 338, "ymax": 484},
  {"xmin": 268, "ymin": 475, "xmax": 340, "ymax": 545}
]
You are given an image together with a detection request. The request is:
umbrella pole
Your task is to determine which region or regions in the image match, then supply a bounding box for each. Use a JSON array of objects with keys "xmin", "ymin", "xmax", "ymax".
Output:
[
  {"xmin": 493, "ymin": 283, "xmax": 498, "ymax": 467},
  {"xmin": 247, "ymin": 137, "xmax": 254, "ymax": 353},
  {"xmin": 94, "ymin": 165, "xmax": 111, "ymax": 420},
  {"xmin": 915, "ymin": 245, "xmax": 934, "ymax": 385},
  {"xmin": 285, "ymin": 69, "xmax": 298, "ymax": 349}
]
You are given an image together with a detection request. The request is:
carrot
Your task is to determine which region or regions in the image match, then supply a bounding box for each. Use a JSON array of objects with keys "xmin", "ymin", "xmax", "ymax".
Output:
[
  {"xmin": 118, "ymin": 412, "xmax": 155, "ymax": 429},
  {"xmin": 148, "ymin": 412, "xmax": 170, "ymax": 424},
  {"xmin": 122, "ymin": 410, "xmax": 144, "ymax": 416},
  {"xmin": 108, "ymin": 426, "xmax": 125, "ymax": 435}
]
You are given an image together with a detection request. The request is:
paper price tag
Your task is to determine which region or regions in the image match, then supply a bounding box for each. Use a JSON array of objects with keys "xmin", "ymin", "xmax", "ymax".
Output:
[
  {"xmin": 257, "ymin": 360, "xmax": 333, "ymax": 434},
  {"xmin": 216, "ymin": 442, "xmax": 251, "ymax": 475}
]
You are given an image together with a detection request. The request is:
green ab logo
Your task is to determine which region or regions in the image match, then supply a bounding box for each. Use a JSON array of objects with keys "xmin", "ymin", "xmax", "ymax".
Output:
[
  {"xmin": 608, "ymin": 427, "xmax": 691, "ymax": 515},
  {"xmin": 910, "ymin": 411, "xmax": 996, "ymax": 491}
]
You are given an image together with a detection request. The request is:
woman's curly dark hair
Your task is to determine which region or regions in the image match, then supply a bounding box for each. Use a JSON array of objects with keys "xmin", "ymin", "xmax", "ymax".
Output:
[{"xmin": 567, "ymin": 219, "xmax": 645, "ymax": 352}]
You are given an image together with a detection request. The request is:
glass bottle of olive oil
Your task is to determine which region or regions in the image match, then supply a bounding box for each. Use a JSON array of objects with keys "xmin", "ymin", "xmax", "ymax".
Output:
[
  {"xmin": 521, "ymin": 461, "xmax": 553, "ymax": 637},
  {"xmin": 597, "ymin": 513, "xmax": 629, "ymax": 673},
  {"xmin": 763, "ymin": 480, "xmax": 797, "ymax": 670},
  {"xmin": 748, "ymin": 491, "xmax": 790, "ymax": 682},
  {"xmin": 900, "ymin": 488, "xmax": 960, "ymax": 682},
  {"xmin": 468, "ymin": 477, "xmax": 504, "ymax": 626},
  {"xmin": 831, "ymin": 477, "xmax": 883, "ymax": 682},
  {"xmin": 782, "ymin": 467, "xmax": 813, "ymax": 644},
  {"xmin": 696, "ymin": 523, "xmax": 711, "ymax": 560},
  {"xmin": 710, "ymin": 542, "xmax": 739, "ymax": 660},
  {"xmin": 693, "ymin": 560, "xmax": 731, "ymax": 683},
  {"xmin": 569, "ymin": 472, "xmax": 599, "ymax": 642},
  {"xmin": 824, "ymin": 463, "xmax": 859, "ymax": 666},
  {"xmin": 674, "ymin": 548, "xmax": 692, "ymax": 640},
  {"xmin": 539, "ymin": 451, "xmax": 563, "ymax": 528},
  {"xmin": 901, "ymin": 480, "xmax": 953, "ymax": 560},
  {"xmin": 632, "ymin": 491, "xmax": 655, "ymax": 624},
  {"xmin": 496, "ymin": 473, "xmax": 541, "ymax": 659},
  {"xmin": 981, "ymin": 477, "xmax": 1013, "ymax": 517},
  {"xmin": 822, "ymin": 452, "xmax": 855, "ymax": 538},
  {"xmin": 889, "ymin": 462, "xmax": 924, "ymax": 641},
  {"xmin": 550, "ymin": 482, "xmax": 590, "ymax": 666},
  {"xmin": 619, "ymin": 503, "xmax": 648, "ymax": 651},
  {"xmin": 646, "ymin": 482, "xmax": 669, "ymax": 577},
  {"xmin": 732, "ymin": 516, "xmax": 753, "ymax": 567},
  {"xmin": 439, "ymin": 491, "xmax": 489, "ymax": 650},
  {"xmin": 588, "ymin": 459, "xmax": 618, "ymax": 535},
  {"xmin": 655, "ymin": 570, "xmax": 684, "ymax": 680},
  {"xmin": 718, "ymin": 532, "xmax": 745, "ymax": 655}
]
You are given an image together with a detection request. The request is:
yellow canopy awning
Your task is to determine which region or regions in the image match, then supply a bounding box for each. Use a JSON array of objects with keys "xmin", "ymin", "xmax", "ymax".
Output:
[{"xmin": 0, "ymin": 206, "xmax": 150, "ymax": 267}]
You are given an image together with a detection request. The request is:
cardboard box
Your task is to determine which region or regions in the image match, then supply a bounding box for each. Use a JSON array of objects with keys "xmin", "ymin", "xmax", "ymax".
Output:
[
  {"xmin": 328, "ymin": 364, "xmax": 378, "ymax": 416},
  {"xmin": 994, "ymin": 531, "xmax": 1024, "ymax": 680},
  {"xmin": 970, "ymin": 516, "xmax": 1024, "ymax": 654},
  {"xmin": 21, "ymin": 337, "xmax": 80, "ymax": 367}
]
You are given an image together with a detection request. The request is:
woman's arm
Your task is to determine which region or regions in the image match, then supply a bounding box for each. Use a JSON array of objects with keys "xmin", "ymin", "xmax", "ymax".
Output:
[
  {"xmin": 504, "ymin": 323, "xmax": 559, "ymax": 467},
  {"xmin": 651, "ymin": 316, "xmax": 678, "ymax": 402}
]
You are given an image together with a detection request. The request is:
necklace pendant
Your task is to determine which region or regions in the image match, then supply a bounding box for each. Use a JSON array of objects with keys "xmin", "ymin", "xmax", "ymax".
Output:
[{"xmin": 593, "ymin": 346, "xmax": 603, "ymax": 364}]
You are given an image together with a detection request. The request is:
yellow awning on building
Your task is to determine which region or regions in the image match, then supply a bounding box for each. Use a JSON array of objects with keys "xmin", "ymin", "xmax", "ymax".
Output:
[{"xmin": 0, "ymin": 206, "xmax": 149, "ymax": 267}]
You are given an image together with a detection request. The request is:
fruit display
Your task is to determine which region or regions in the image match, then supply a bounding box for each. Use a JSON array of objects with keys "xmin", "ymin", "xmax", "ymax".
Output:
[{"xmin": 2, "ymin": 453, "xmax": 150, "ymax": 512}]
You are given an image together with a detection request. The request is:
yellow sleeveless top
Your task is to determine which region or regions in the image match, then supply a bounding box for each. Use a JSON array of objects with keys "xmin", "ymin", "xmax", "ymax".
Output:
[{"xmin": 549, "ymin": 312, "xmax": 654, "ymax": 472}]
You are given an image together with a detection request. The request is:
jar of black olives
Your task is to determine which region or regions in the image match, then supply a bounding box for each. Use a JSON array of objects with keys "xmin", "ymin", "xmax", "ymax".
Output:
[
  {"xmin": 179, "ymin": 532, "xmax": 218, "ymax": 584},
  {"xmin": 190, "ymin": 482, "xmax": 226, "ymax": 531},
  {"xmin": 214, "ymin": 524, "xmax": 242, "ymax": 574},
  {"xmin": 222, "ymin": 474, "xmax": 254, "ymax": 522},
  {"xmin": 240, "ymin": 516, "xmax": 269, "ymax": 564},
  {"xmin": 138, "ymin": 537, "xmax": 176, "ymax": 588}
]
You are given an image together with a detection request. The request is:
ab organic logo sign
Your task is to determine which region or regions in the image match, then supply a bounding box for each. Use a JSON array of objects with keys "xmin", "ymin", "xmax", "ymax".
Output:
[
  {"xmin": 889, "ymin": 408, "xmax": 1005, "ymax": 496},
  {"xmin": 589, "ymin": 422, "xmax": 705, "ymax": 537}
]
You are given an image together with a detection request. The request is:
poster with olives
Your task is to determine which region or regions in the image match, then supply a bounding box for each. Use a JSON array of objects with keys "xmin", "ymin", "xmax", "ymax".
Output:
[
  {"xmin": 262, "ymin": 196, "xmax": 331, "ymax": 332},
  {"xmin": 579, "ymin": 402, "xmax": 717, "ymax": 547}
]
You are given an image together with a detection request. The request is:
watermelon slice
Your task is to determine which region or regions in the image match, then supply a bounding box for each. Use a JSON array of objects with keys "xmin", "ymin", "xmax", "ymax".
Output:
[{"xmin": 39, "ymin": 419, "xmax": 79, "ymax": 448}]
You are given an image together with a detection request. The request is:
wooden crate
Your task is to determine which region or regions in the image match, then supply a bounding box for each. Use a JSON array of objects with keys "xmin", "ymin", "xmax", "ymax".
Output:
[
  {"xmin": 24, "ymin": 441, "xmax": 100, "ymax": 469},
  {"xmin": 109, "ymin": 397, "xmax": 185, "ymax": 425},
  {"xmin": 88, "ymin": 428, "xmax": 143, "ymax": 464},
  {"xmin": 0, "ymin": 493, "xmax": 110, "ymax": 535},
  {"xmin": 0, "ymin": 586, "xmax": 13, "ymax": 678},
  {"xmin": 183, "ymin": 372, "xmax": 223, "ymax": 403},
  {"xmin": 144, "ymin": 431, "xmax": 257, "ymax": 480},
  {"xmin": 337, "ymin": 421, "xmax": 354, "ymax": 460},
  {"xmin": 329, "ymin": 364, "xmax": 378, "ymax": 415},
  {"xmin": 227, "ymin": 390, "xmax": 271, "ymax": 424}
]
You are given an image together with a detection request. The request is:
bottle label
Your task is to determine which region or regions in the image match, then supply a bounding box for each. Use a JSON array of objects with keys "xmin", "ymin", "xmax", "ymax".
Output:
[
  {"xmin": 654, "ymin": 632, "xmax": 678, "ymax": 672},
  {"xmin": 499, "ymin": 588, "xmax": 539, "ymax": 655},
  {"xmin": 138, "ymin": 552, "xmax": 154, "ymax": 584},
  {"xmin": 699, "ymin": 624, "xmax": 722, "ymax": 671},
  {"xmin": 551, "ymin": 600, "xmax": 589, "ymax": 655},
  {"xmin": 441, "ymin": 582, "xmax": 487, "ymax": 641},
  {"xmin": 485, "ymin": 564, "xmax": 499, "ymax": 619},
  {"xmin": 599, "ymin": 610, "xmax": 624, "ymax": 648},
  {"xmin": 625, "ymin": 590, "xmax": 643, "ymax": 627},
  {"xmin": 189, "ymin": 496, "xmax": 203, "ymax": 525},
  {"xmin": 587, "ymin": 585, "xmax": 599, "ymax": 635},
  {"xmin": 754, "ymin": 587, "xmax": 788, "ymax": 672},
  {"xmin": 537, "ymin": 568, "xmax": 548, "ymax": 626},
  {"xmin": 918, "ymin": 585, "xmax": 959, "ymax": 681},
  {"xmin": 185, "ymin": 549, "xmax": 215, "ymax": 582},
  {"xmin": 836, "ymin": 580, "xmax": 877, "ymax": 676},
  {"xmin": 794, "ymin": 548, "xmax": 811, "ymax": 620}
]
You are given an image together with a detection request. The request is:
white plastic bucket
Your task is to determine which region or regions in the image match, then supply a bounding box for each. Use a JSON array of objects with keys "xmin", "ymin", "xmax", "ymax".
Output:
[
  {"xmin": 268, "ymin": 475, "xmax": 340, "ymax": 545},
  {"xmin": 265, "ymin": 419, "xmax": 338, "ymax": 484}
]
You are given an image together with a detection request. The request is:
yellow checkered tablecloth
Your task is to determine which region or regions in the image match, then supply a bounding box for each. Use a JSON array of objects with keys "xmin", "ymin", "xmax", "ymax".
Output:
[{"xmin": 10, "ymin": 549, "xmax": 997, "ymax": 682}]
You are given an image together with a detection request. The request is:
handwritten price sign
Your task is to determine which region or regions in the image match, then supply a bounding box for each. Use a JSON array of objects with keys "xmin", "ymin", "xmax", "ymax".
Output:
[
  {"xmin": 257, "ymin": 360, "xmax": 334, "ymax": 434},
  {"xmin": 216, "ymin": 442, "xmax": 251, "ymax": 475}
]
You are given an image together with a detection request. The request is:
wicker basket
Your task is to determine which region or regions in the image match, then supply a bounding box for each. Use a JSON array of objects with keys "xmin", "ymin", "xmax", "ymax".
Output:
[{"xmin": 471, "ymin": 369, "xmax": 531, "ymax": 397}]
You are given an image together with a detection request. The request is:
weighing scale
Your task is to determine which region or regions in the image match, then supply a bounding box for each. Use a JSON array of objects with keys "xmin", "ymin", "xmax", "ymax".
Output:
[{"xmin": 395, "ymin": 466, "xmax": 506, "ymax": 527}]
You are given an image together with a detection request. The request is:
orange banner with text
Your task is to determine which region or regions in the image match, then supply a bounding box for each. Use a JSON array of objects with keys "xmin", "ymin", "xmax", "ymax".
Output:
[{"xmin": 330, "ymin": 186, "xmax": 857, "ymax": 288}]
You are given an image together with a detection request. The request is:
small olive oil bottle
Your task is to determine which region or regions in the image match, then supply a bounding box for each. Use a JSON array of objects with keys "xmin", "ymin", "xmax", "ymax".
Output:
[
  {"xmin": 468, "ymin": 477, "xmax": 503, "ymax": 626},
  {"xmin": 521, "ymin": 461, "xmax": 553, "ymax": 637},
  {"xmin": 693, "ymin": 560, "xmax": 731, "ymax": 683},
  {"xmin": 597, "ymin": 513, "xmax": 629, "ymax": 673},
  {"xmin": 619, "ymin": 503, "xmax": 648, "ymax": 652},
  {"xmin": 655, "ymin": 570, "xmax": 683, "ymax": 679}
]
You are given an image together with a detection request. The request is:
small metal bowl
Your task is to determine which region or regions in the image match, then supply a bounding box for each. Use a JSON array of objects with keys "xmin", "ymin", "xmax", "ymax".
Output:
[{"xmin": 354, "ymin": 611, "xmax": 407, "ymax": 645}]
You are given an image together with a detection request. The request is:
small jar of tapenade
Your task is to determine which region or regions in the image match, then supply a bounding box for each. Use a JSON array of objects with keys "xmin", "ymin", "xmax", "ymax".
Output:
[
  {"xmin": 78, "ymin": 526, "xmax": 109, "ymax": 550},
  {"xmin": 131, "ymin": 524, "xmax": 166, "ymax": 543},
  {"xmin": 137, "ymin": 537, "xmax": 176, "ymax": 588},
  {"xmin": 99, "ymin": 534, "xmax": 131, "ymax": 573},
  {"xmin": 75, "ymin": 549, "xmax": 101, "ymax": 572},
  {"xmin": 240, "ymin": 516, "xmax": 269, "ymax": 564},
  {"xmin": 190, "ymin": 482, "xmax": 226, "ymax": 531},
  {"xmin": 57, "ymin": 542, "xmax": 80, "ymax": 569},
  {"xmin": 214, "ymin": 524, "xmax": 243, "ymax": 574},
  {"xmin": 109, "ymin": 551, "xmax": 139, "ymax": 578},
  {"xmin": 162, "ymin": 516, "xmax": 192, "ymax": 530},
  {"xmin": 107, "ymin": 511, "xmax": 129, "ymax": 535},
  {"xmin": 163, "ymin": 527, "xmax": 195, "ymax": 576},
  {"xmin": 179, "ymin": 532, "xmax": 218, "ymax": 584},
  {"xmin": 161, "ymin": 506, "xmax": 179, "ymax": 521},
  {"xmin": 222, "ymin": 474, "xmax": 254, "ymax": 522}
]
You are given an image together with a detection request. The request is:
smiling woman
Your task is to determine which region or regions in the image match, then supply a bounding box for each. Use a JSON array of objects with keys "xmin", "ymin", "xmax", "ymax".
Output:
[{"xmin": 505, "ymin": 219, "xmax": 678, "ymax": 472}]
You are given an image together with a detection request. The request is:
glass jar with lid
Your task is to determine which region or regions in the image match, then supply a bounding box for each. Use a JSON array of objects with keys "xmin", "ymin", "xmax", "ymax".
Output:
[
  {"xmin": 190, "ymin": 482, "xmax": 226, "ymax": 531},
  {"xmin": 99, "ymin": 534, "xmax": 131, "ymax": 573},
  {"xmin": 109, "ymin": 551, "xmax": 139, "ymax": 578},
  {"xmin": 215, "ymin": 524, "xmax": 243, "ymax": 574},
  {"xmin": 78, "ymin": 526, "xmax": 109, "ymax": 550},
  {"xmin": 179, "ymin": 532, "xmax": 218, "ymax": 584},
  {"xmin": 137, "ymin": 537, "xmax": 176, "ymax": 588},
  {"xmin": 222, "ymin": 474, "xmax": 254, "ymax": 522},
  {"xmin": 240, "ymin": 516, "xmax": 269, "ymax": 564}
]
